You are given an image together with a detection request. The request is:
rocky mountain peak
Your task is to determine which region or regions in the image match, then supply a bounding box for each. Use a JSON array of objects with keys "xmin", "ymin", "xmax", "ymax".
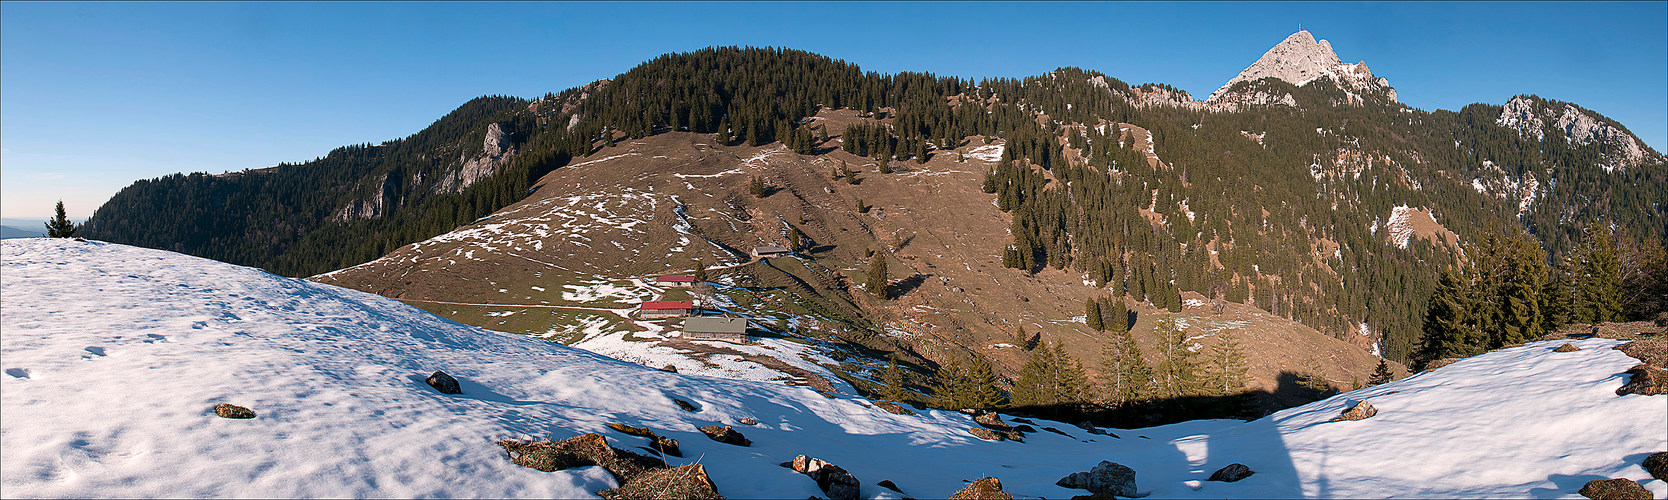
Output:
[
  {"xmin": 1207, "ymin": 30, "xmax": 1397, "ymax": 104},
  {"xmin": 1497, "ymin": 95, "xmax": 1663, "ymax": 172}
]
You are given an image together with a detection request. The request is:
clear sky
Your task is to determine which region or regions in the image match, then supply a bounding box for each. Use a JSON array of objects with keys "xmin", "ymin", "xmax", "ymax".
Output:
[{"xmin": 3, "ymin": 1, "xmax": 1664, "ymax": 218}]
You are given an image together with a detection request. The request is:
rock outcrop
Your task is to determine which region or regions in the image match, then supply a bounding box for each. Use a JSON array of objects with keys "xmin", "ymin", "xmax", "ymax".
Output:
[
  {"xmin": 784, "ymin": 455, "xmax": 860, "ymax": 500},
  {"xmin": 1207, "ymin": 463, "xmax": 1255, "ymax": 482},
  {"xmin": 1497, "ymin": 95, "xmax": 1662, "ymax": 172},
  {"xmin": 1330, "ymin": 400, "xmax": 1378, "ymax": 422},
  {"xmin": 1207, "ymin": 30, "xmax": 1396, "ymax": 107},
  {"xmin": 1578, "ymin": 478, "xmax": 1651, "ymax": 500},
  {"xmin": 949, "ymin": 477, "xmax": 1013, "ymax": 500},
  {"xmin": 425, "ymin": 370, "xmax": 461, "ymax": 394}
]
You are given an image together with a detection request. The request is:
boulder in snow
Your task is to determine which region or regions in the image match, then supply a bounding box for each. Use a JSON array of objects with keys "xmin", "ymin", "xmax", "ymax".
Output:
[
  {"xmin": 949, "ymin": 477, "xmax": 1013, "ymax": 500},
  {"xmin": 607, "ymin": 423, "xmax": 656, "ymax": 438},
  {"xmin": 1055, "ymin": 460, "xmax": 1137, "ymax": 497},
  {"xmin": 1643, "ymin": 452, "xmax": 1668, "ymax": 482},
  {"xmin": 1331, "ymin": 400, "xmax": 1378, "ymax": 422},
  {"xmin": 659, "ymin": 364, "xmax": 678, "ymax": 373},
  {"xmin": 651, "ymin": 436, "xmax": 682, "ymax": 457},
  {"xmin": 598, "ymin": 463, "xmax": 722, "ymax": 500},
  {"xmin": 784, "ymin": 455, "xmax": 860, "ymax": 500},
  {"xmin": 1207, "ymin": 463, "xmax": 1255, "ymax": 482},
  {"xmin": 425, "ymin": 370, "xmax": 461, "ymax": 394},
  {"xmin": 673, "ymin": 398, "xmax": 699, "ymax": 412},
  {"xmin": 973, "ymin": 411, "xmax": 1009, "ymax": 429},
  {"xmin": 873, "ymin": 400, "xmax": 915, "ymax": 415},
  {"xmin": 213, "ymin": 403, "xmax": 256, "ymax": 419},
  {"xmin": 968, "ymin": 427, "xmax": 1003, "ymax": 441},
  {"xmin": 1615, "ymin": 364, "xmax": 1668, "ymax": 396},
  {"xmin": 1578, "ymin": 478, "xmax": 1651, "ymax": 500},
  {"xmin": 1554, "ymin": 343, "xmax": 1582, "ymax": 352},
  {"xmin": 496, "ymin": 434, "xmax": 664, "ymax": 482},
  {"xmin": 698, "ymin": 425, "xmax": 751, "ymax": 447},
  {"xmin": 738, "ymin": 417, "xmax": 757, "ymax": 426}
]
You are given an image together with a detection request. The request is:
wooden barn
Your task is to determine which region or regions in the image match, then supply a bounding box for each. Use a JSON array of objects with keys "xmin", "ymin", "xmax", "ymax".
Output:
[
  {"xmin": 682, "ymin": 317, "xmax": 748, "ymax": 342},
  {"xmin": 751, "ymin": 245, "xmax": 791, "ymax": 258},
  {"xmin": 638, "ymin": 300, "xmax": 693, "ymax": 319}
]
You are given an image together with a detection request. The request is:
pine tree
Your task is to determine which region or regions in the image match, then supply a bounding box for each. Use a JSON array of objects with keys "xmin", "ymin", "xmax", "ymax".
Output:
[
  {"xmin": 45, "ymin": 201, "xmax": 77, "ymax": 238},
  {"xmin": 932, "ymin": 353, "xmax": 1006, "ymax": 410},
  {"xmin": 1205, "ymin": 330, "xmax": 1249, "ymax": 396},
  {"xmin": 788, "ymin": 225, "xmax": 805, "ymax": 252},
  {"xmin": 1105, "ymin": 297, "xmax": 1129, "ymax": 333},
  {"xmin": 931, "ymin": 356, "xmax": 969, "ymax": 408},
  {"xmin": 880, "ymin": 355, "xmax": 908, "ymax": 401},
  {"xmin": 878, "ymin": 156, "xmax": 892, "ymax": 174},
  {"xmin": 1418, "ymin": 270, "xmax": 1480, "ymax": 365},
  {"xmin": 1012, "ymin": 341, "xmax": 1089, "ymax": 407},
  {"xmin": 1368, "ymin": 359, "xmax": 1395, "ymax": 385},
  {"xmin": 749, "ymin": 175, "xmax": 767, "ymax": 198},
  {"xmin": 716, "ymin": 117, "xmax": 732, "ymax": 145},
  {"xmin": 692, "ymin": 259, "xmax": 708, "ymax": 283},
  {"xmin": 867, "ymin": 252, "xmax": 889, "ymax": 299},
  {"xmin": 1085, "ymin": 298, "xmax": 1104, "ymax": 331}
]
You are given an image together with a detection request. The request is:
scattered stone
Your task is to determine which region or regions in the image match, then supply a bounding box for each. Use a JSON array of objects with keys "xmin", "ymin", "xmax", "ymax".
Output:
[
  {"xmin": 1054, "ymin": 460, "xmax": 1137, "ymax": 497},
  {"xmin": 673, "ymin": 398, "xmax": 699, "ymax": 412},
  {"xmin": 873, "ymin": 400, "xmax": 915, "ymax": 415},
  {"xmin": 426, "ymin": 370, "xmax": 462, "ymax": 394},
  {"xmin": 1554, "ymin": 343, "xmax": 1582, "ymax": 352},
  {"xmin": 1578, "ymin": 478, "xmax": 1651, "ymax": 500},
  {"xmin": 1616, "ymin": 364, "xmax": 1668, "ymax": 396},
  {"xmin": 968, "ymin": 427, "xmax": 1003, "ymax": 441},
  {"xmin": 785, "ymin": 455, "xmax": 860, "ymax": 500},
  {"xmin": 1643, "ymin": 452, "xmax": 1668, "ymax": 482},
  {"xmin": 660, "ymin": 364, "xmax": 679, "ymax": 373},
  {"xmin": 876, "ymin": 480, "xmax": 903, "ymax": 493},
  {"xmin": 1076, "ymin": 421, "xmax": 1111, "ymax": 436},
  {"xmin": 698, "ymin": 425, "xmax": 751, "ymax": 447},
  {"xmin": 949, "ymin": 477, "xmax": 1012, "ymax": 500},
  {"xmin": 651, "ymin": 436, "xmax": 682, "ymax": 457},
  {"xmin": 1330, "ymin": 400, "xmax": 1378, "ymax": 422},
  {"xmin": 213, "ymin": 403, "xmax": 256, "ymax": 419},
  {"xmin": 739, "ymin": 417, "xmax": 758, "ymax": 426},
  {"xmin": 598, "ymin": 464, "xmax": 723, "ymax": 500},
  {"xmin": 607, "ymin": 423, "xmax": 657, "ymax": 438},
  {"xmin": 1207, "ymin": 463, "xmax": 1255, "ymax": 482},
  {"xmin": 496, "ymin": 434, "xmax": 664, "ymax": 483},
  {"xmin": 973, "ymin": 411, "xmax": 1008, "ymax": 429}
]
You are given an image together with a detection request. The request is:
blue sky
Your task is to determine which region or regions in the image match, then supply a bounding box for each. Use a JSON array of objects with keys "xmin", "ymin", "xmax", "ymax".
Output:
[{"xmin": 3, "ymin": 1, "xmax": 1664, "ymax": 218}]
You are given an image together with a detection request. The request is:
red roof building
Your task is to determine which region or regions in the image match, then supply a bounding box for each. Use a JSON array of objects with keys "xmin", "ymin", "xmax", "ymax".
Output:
[{"xmin": 638, "ymin": 300, "xmax": 694, "ymax": 319}]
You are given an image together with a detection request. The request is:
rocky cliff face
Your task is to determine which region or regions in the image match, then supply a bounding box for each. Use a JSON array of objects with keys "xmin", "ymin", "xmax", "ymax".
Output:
[
  {"xmin": 436, "ymin": 122, "xmax": 516, "ymax": 194},
  {"xmin": 1207, "ymin": 30, "xmax": 1397, "ymax": 106},
  {"xmin": 1497, "ymin": 95, "xmax": 1662, "ymax": 172}
]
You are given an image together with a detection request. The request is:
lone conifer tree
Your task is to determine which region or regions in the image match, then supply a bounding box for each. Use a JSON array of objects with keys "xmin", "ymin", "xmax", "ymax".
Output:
[
  {"xmin": 880, "ymin": 355, "xmax": 908, "ymax": 401},
  {"xmin": 1085, "ymin": 298, "xmax": 1104, "ymax": 331},
  {"xmin": 749, "ymin": 175, "xmax": 767, "ymax": 198},
  {"xmin": 867, "ymin": 252, "xmax": 889, "ymax": 299},
  {"xmin": 45, "ymin": 201, "xmax": 77, "ymax": 238},
  {"xmin": 692, "ymin": 259, "xmax": 708, "ymax": 283},
  {"xmin": 1205, "ymin": 330, "xmax": 1249, "ymax": 396},
  {"xmin": 1099, "ymin": 330, "xmax": 1151, "ymax": 406},
  {"xmin": 1152, "ymin": 315, "xmax": 1203, "ymax": 398},
  {"xmin": 1368, "ymin": 359, "xmax": 1395, "ymax": 386}
]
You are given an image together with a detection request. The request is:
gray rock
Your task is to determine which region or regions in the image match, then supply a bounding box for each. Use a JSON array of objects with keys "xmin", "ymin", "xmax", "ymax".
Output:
[
  {"xmin": 1207, "ymin": 463, "xmax": 1254, "ymax": 482},
  {"xmin": 1055, "ymin": 460, "xmax": 1136, "ymax": 497},
  {"xmin": 426, "ymin": 370, "xmax": 461, "ymax": 394}
]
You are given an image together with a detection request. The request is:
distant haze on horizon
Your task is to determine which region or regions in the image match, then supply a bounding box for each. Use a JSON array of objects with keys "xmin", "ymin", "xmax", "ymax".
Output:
[{"xmin": 3, "ymin": 1, "xmax": 1663, "ymax": 219}]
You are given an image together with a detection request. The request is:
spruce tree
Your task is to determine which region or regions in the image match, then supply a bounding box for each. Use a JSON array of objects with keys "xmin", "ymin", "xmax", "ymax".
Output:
[
  {"xmin": 1573, "ymin": 221, "xmax": 1625, "ymax": 323},
  {"xmin": 1418, "ymin": 270, "xmax": 1480, "ymax": 365},
  {"xmin": 965, "ymin": 352, "xmax": 1007, "ymax": 409},
  {"xmin": 1368, "ymin": 359, "xmax": 1395, "ymax": 385},
  {"xmin": 867, "ymin": 252, "xmax": 889, "ymax": 299},
  {"xmin": 1085, "ymin": 298, "xmax": 1104, "ymax": 331},
  {"xmin": 692, "ymin": 259, "xmax": 708, "ymax": 283},
  {"xmin": 749, "ymin": 175, "xmax": 767, "ymax": 198},
  {"xmin": 1105, "ymin": 297, "xmax": 1129, "ymax": 333},
  {"xmin": 1205, "ymin": 330, "xmax": 1249, "ymax": 396},
  {"xmin": 1151, "ymin": 315, "xmax": 1203, "ymax": 398},
  {"xmin": 1099, "ymin": 330, "xmax": 1151, "ymax": 406},
  {"xmin": 880, "ymin": 355, "xmax": 908, "ymax": 401},
  {"xmin": 45, "ymin": 201, "xmax": 77, "ymax": 238},
  {"xmin": 931, "ymin": 356, "xmax": 969, "ymax": 409},
  {"xmin": 878, "ymin": 156, "xmax": 892, "ymax": 174},
  {"xmin": 1012, "ymin": 342, "xmax": 1089, "ymax": 407}
]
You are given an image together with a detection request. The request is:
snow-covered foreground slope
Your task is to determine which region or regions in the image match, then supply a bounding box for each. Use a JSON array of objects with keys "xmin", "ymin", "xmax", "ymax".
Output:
[{"xmin": 4, "ymin": 239, "xmax": 1664, "ymax": 498}]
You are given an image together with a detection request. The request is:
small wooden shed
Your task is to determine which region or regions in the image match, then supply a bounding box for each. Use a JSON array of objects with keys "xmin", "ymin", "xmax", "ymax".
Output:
[
  {"xmin": 638, "ymin": 300, "xmax": 694, "ymax": 319},
  {"xmin": 682, "ymin": 317, "xmax": 748, "ymax": 342}
]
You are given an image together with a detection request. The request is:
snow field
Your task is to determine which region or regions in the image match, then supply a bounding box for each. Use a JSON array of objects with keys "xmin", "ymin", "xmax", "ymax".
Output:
[{"xmin": 4, "ymin": 239, "xmax": 1664, "ymax": 499}]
